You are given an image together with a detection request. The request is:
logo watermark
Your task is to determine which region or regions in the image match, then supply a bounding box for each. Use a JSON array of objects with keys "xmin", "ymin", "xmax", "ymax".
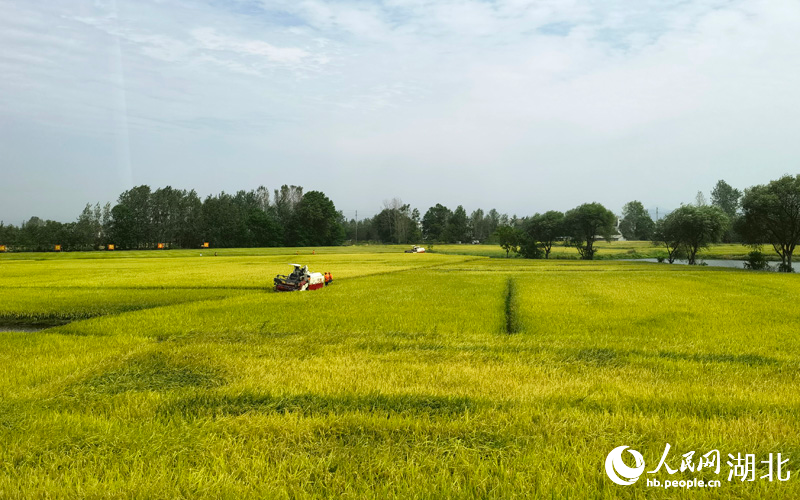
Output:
[
  {"xmin": 605, "ymin": 446, "xmax": 645, "ymax": 485},
  {"xmin": 605, "ymin": 444, "xmax": 791, "ymax": 489}
]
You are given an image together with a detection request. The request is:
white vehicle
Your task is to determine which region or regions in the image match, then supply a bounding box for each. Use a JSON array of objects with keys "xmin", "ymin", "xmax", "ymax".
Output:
[{"xmin": 404, "ymin": 245, "xmax": 426, "ymax": 253}]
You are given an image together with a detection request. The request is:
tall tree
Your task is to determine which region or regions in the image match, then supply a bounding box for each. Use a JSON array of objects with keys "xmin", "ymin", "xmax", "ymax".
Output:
[
  {"xmin": 661, "ymin": 205, "xmax": 728, "ymax": 265},
  {"xmin": 469, "ymin": 209, "xmax": 486, "ymax": 242},
  {"xmin": 485, "ymin": 209, "xmax": 501, "ymax": 241},
  {"xmin": 494, "ymin": 225, "xmax": 523, "ymax": 258},
  {"xmin": 200, "ymin": 192, "xmax": 241, "ymax": 247},
  {"xmin": 711, "ymin": 179, "xmax": 743, "ymax": 243},
  {"xmin": 111, "ymin": 185, "xmax": 153, "ymax": 248},
  {"xmin": 274, "ymin": 184, "xmax": 303, "ymax": 242},
  {"xmin": 652, "ymin": 217, "xmax": 683, "ymax": 264},
  {"xmin": 177, "ymin": 190, "xmax": 203, "ymax": 248},
  {"xmin": 381, "ymin": 198, "xmax": 418, "ymax": 244},
  {"xmin": 446, "ymin": 205, "xmax": 469, "ymax": 243},
  {"xmin": 523, "ymin": 211, "xmax": 564, "ymax": 259},
  {"xmin": 74, "ymin": 203, "xmax": 101, "ymax": 249},
  {"xmin": 422, "ymin": 204, "xmax": 451, "ymax": 242},
  {"xmin": 695, "ymin": 191, "xmax": 707, "ymax": 206},
  {"xmin": 563, "ymin": 203, "xmax": 617, "ymax": 260},
  {"xmin": 410, "ymin": 208, "xmax": 421, "ymax": 242},
  {"xmin": 739, "ymin": 175, "xmax": 800, "ymax": 272},
  {"xmin": 618, "ymin": 201, "xmax": 655, "ymax": 240},
  {"xmin": 255, "ymin": 185, "xmax": 271, "ymax": 213},
  {"xmin": 710, "ymin": 180, "xmax": 741, "ymax": 218},
  {"xmin": 101, "ymin": 203, "xmax": 112, "ymax": 244},
  {"xmin": 289, "ymin": 191, "xmax": 344, "ymax": 246}
]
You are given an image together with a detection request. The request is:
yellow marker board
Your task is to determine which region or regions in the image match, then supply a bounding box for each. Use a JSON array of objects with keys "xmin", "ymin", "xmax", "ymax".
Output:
[
  {"xmin": 54, "ymin": 245, "xmax": 62, "ymax": 251},
  {"xmin": 157, "ymin": 243, "xmax": 165, "ymax": 249},
  {"xmin": 0, "ymin": 245, "xmax": 6, "ymax": 252},
  {"xmin": 202, "ymin": 242, "xmax": 210, "ymax": 248},
  {"xmin": 107, "ymin": 244, "xmax": 115, "ymax": 250}
]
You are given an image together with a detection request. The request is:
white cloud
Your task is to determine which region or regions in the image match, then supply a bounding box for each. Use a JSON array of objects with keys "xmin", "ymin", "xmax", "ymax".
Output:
[
  {"xmin": 190, "ymin": 27, "xmax": 310, "ymax": 64},
  {"xmin": 1, "ymin": 0, "xmax": 800, "ymax": 223}
]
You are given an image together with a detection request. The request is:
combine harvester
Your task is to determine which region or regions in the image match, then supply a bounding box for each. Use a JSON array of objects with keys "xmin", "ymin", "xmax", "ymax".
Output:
[
  {"xmin": 404, "ymin": 245, "xmax": 426, "ymax": 253},
  {"xmin": 274, "ymin": 264, "xmax": 333, "ymax": 292}
]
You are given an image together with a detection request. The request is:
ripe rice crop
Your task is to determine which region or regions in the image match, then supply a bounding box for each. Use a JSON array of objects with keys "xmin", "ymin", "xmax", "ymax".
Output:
[{"xmin": 1, "ymin": 249, "xmax": 799, "ymax": 498}]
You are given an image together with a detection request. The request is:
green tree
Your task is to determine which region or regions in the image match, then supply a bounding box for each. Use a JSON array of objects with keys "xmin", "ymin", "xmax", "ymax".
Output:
[
  {"xmin": 494, "ymin": 225, "xmax": 523, "ymax": 258},
  {"xmin": 563, "ymin": 203, "xmax": 617, "ymax": 260},
  {"xmin": 739, "ymin": 175, "xmax": 800, "ymax": 272},
  {"xmin": 289, "ymin": 191, "xmax": 344, "ymax": 246},
  {"xmin": 711, "ymin": 180, "xmax": 741, "ymax": 218},
  {"xmin": 246, "ymin": 207, "xmax": 282, "ymax": 247},
  {"xmin": 469, "ymin": 209, "xmax": 486, "ymax": 242},
  {"xmin": 652, "ymin": 217, "xmax": 683, "ymax": 264},
  {"xmin": 109, "ymin": 204, "xmax": 135, "ymax": 249},
  {"xmin": 485, "ymin": 209, "xmax": 501, "ymax": 242},
  {"xmin": 274, "ymin": 185, "xmax": 303, "ymax": 243},
  {"xmin": 523, "ymin": 211, "xmax": 564, "ymax": 258},
  {"xmin": 662, "ymin": 205, "xmax": 729, "ymax": 265},
  {"xmin": 101, "ymin": 203, "xmax": 112, "ymax": 245},
  {"xmin": 422, "ymin": 204, "xmax": 452, "ymax": 242},
  {"xmin": 177, "ymin": 190, "xmax": 203, "ymax": 248},
  {"xmin": 618, "ymin": 201, "xmax": 654, "ymax": 240},
  {"xmin": 0, "ymin": 221, "xmax": 19, "ymax": 248},
  {"xmin": 377, "ymin": 199, "xmax": 418, "ymax": 244},
  {"xmin": 410, "ymin": 208, "xmax": 421, "ymax": 242},
  {"xmin": 445, "ymin": 205, "xmax": 469, "ymax": 243},
  {"xmin": 110, "ymin": 185, "xmax": 153, "ymax": 248},
  {"xmin": 695, "ymin": 191, "xmax": 707, "ymax": 206},
  {"xmin": 74, "ymin": 203, "xmax": 101, "ymax": 250},
  {"xmin": 711, "ymin": 180, "xmax": 742, "ymax": 243}
]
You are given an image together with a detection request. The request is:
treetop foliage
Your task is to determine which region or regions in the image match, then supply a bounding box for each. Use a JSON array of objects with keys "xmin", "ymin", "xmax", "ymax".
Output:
[
  {"xmin": 563, "ymin": 202, "xmax": 617, "ymax": 260},
  {"xmin": 619, "ymin": 201, "xmax": 654, "ymax": 241},
  {"xmin": 738, "ymin": 174, "xmax": 800, "ymax": 271}
]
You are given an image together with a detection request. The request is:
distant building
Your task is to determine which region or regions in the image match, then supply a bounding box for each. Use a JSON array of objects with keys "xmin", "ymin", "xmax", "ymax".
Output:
[{"xmin": 595, "ymin": 217, "xmax": 624, "ymax": 242}]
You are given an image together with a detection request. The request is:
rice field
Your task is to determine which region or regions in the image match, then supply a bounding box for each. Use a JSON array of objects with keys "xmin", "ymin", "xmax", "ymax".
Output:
[{"xmin": 1, "ymin": 248, "xmax": 799, "ymax": 498}]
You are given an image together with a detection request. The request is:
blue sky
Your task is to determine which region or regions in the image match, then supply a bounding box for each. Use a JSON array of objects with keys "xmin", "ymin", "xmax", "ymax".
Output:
[{"xmin": 1, "ymin": 0, "xmax": 799, "ymax": 224}]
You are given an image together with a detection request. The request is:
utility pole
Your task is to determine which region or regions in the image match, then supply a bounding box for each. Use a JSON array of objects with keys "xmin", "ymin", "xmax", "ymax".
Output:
[{"xmin": 355, "ymin": 210, "xmax": 358, "ymax": 246}]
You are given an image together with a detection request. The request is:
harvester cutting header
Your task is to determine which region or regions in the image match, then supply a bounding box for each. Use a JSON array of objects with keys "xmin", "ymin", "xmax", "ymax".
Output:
[{"xmin": 274, "ymin": 264, "xmax": 333, "ymax": 292}]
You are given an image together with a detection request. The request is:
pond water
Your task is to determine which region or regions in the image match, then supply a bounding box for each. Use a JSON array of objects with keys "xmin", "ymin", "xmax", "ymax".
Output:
[{"xmin": 624, "ymin": 258, "xmax": 781, "ymax": 270}]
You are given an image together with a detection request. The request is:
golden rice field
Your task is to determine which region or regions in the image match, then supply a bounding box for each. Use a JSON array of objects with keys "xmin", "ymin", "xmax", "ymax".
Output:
[{"xmin": 1, "ymin": 246, "xmax": 799, "ymax": 499}]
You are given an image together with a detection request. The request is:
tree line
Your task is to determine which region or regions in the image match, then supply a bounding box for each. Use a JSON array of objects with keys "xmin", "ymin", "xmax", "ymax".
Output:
[
  {"xmin": 343, "ymin": 200, "xmax": 519, "ymax": 245},
  {"xmin": 1, "ymin": 174, "xmax": 799, "ymax": 271},
  {"xmin": 492, "ymin": 176, "xmax": 800, "ymax": 273},
  {"xmin": 0, "ymin": 185, "xmax": 344, "ymax": 251}
]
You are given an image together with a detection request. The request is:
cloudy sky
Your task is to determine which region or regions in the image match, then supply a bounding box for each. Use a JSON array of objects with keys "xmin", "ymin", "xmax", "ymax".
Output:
[{"xmin": 1, "ymin": 0, "xmax": 799, "ymax": 224}]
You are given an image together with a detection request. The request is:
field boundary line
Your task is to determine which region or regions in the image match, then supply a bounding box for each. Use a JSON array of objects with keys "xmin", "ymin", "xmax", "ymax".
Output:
[
  {"xmin": 23, "ymin": 291, "xmax": 265, "ymax": 336},
  {"xmin": 343, "ymin": 257, "xmax": 488, "ymax": 281}
]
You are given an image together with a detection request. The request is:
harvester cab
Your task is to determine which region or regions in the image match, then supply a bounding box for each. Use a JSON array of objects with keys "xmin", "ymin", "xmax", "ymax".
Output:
[
  {"xmin": 274, "ymin": 264, "xmax": 332, "ymax": 292},
  {"xmin": 404, "ymin": 245, "xmax": 426, "ymax": 253}
]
